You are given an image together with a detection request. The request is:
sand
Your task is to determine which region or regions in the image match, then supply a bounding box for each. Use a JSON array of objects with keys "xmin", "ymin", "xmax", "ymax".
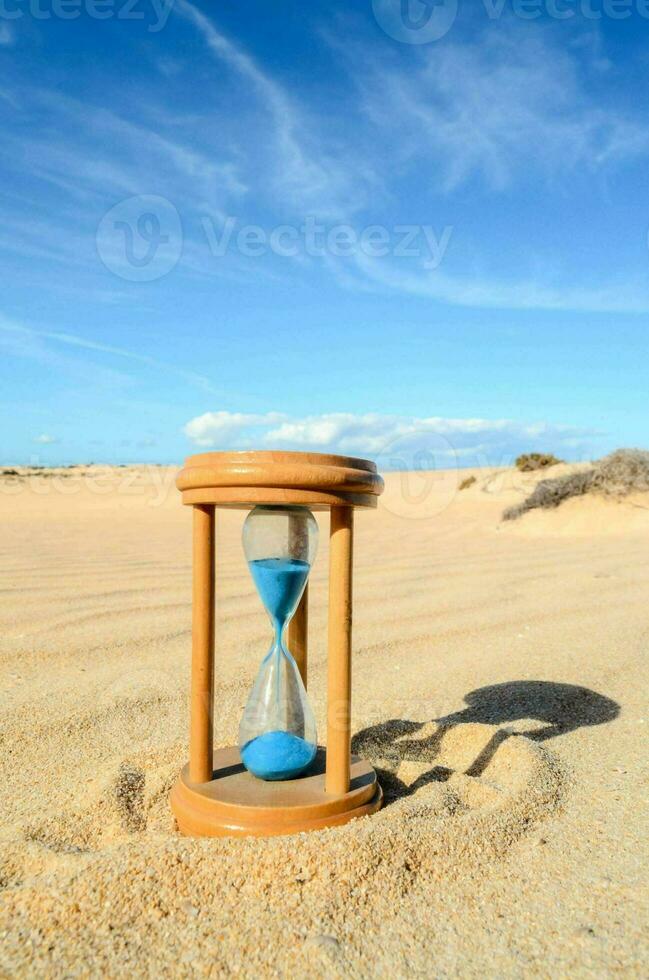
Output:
[{"xmin": 0, "ymin": 463, "xmax": 647, "ymax": 977}]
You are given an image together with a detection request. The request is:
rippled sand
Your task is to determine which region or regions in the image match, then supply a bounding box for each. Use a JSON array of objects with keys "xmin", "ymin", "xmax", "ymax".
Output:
[{"xmin": 1, "ymin": 464, "xmax": 647, "ymax": 976}]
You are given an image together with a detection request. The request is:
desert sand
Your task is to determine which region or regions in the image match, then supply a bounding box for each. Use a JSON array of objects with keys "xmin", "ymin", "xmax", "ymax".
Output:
[{"xmin": 0, "ymin": 463, "xmax": 647, "ymax": 977}]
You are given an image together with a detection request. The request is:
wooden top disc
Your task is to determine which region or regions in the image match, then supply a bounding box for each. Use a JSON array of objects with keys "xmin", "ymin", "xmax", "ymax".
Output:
[{"xmin": 176, "ymin": 450, "xmax": 384, "ymax": 509}]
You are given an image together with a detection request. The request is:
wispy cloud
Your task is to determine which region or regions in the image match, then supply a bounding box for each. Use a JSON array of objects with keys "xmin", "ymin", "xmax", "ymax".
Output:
[
  {"xmin": 0, "ymin": 316, "xmax": 217, "ymax": 393},
  {"xmin": 0, "ymin": 317, "xmax": 134, "ymax": 390},
  {"xmin": 0, "ymin": 81, "xmax": 248, "ymax": 287},
  {"xmin": 183, "ymin": 410, "xmax": 597, "ymax": 463},
  {"xmin": 0, "ymin": 24, "xmax": 14, "ymax": 47},
  {"xmin": 174, "ymin": 0, "xmax": 375, "ymax": 219},
  {"xmin": 343, "ymin": 249, "xmax": 649, "ymax": 314},
  {"xmin": 1, "ymin": 86, "xmax": 244, "ymax": 212},
  {"xmin": 2, "ymin": 5, "xmax": 649, "ymax": 318},
  {"xmin": 169, "ymin": 9, "xmax": 649, "ymax": 312},
  {"xmin": 348, "ymin": 24, "xmax": 649, "ymax": 191}
]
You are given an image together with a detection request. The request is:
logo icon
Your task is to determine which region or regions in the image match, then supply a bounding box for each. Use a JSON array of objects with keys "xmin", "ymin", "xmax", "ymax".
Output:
[
  {"xmin": 372, "ymin": 0, "xmax": 459, "ymax": 44},
  {"xmin": 376, "ymin": 430, "xmax": 460, "ymax": 520},
  {"xmin": 96, "ymin": 195, "xmax": 182, "ymax": 282}
]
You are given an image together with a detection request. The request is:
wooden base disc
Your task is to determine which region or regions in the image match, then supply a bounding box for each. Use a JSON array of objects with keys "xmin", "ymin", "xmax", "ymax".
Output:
[{"xmin": 170, "ymin": 746, "xmax": 383, "ymax": 838}]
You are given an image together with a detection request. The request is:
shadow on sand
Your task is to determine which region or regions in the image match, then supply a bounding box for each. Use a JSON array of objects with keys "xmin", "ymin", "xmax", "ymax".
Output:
[{"xmin": 352, "ymin": 681, "xmax": 620, "ymax": 804}]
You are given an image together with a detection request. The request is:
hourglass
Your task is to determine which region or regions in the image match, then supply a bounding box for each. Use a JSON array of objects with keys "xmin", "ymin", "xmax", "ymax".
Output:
[
  {"xmin": 170, "ymin": 450, "xmax": 384, "ymax": 837},
  {"xmin": 239, "ymin": 506, "xmax": 318, "ymax": 780}
]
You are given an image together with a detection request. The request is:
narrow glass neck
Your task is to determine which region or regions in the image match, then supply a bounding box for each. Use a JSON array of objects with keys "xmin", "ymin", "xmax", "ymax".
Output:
[{"xmin": 271, "ymin": 617, "xmax": 285, "ymax": 648}]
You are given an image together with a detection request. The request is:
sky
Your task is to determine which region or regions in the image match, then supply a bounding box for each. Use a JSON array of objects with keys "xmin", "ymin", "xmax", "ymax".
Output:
[{"xmin": 1, "ymin": 0, "xmax": 648, "ymax": 469}]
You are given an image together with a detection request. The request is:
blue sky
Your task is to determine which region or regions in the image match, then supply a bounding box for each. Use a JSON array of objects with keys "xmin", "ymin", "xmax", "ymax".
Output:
[{"xmin": 1, "ymin": 0, "xmax": 648, "ymax": 468}]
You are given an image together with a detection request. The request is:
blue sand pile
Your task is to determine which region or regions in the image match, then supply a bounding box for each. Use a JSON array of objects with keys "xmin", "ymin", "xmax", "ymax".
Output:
[
  {"xmin": 241, "ymin": 730, "xmax": 316, "ymax": 781},
  {"xmin": 248, "ymin": 557, "xmax": 310, "ymax": 627}
]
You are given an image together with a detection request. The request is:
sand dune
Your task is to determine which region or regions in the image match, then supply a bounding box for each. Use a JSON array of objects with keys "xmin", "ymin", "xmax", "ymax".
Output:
[{"xmin": 1, "ymin": 465, "xmax": 647, "ymax": 976}]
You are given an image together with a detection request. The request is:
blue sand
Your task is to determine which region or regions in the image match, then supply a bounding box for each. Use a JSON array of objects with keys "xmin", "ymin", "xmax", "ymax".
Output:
[
  {"xmin": 241, "ymin": 730, "xmax": 317, "ymax": 780},
  {"xmin": 249, "ymin": 557, "xmax": 310, "ymax": 626}
]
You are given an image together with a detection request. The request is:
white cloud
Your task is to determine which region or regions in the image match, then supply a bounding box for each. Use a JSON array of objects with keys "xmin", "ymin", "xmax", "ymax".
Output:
[
  {"xmin": 183, "ymin": 410, "xmax": 597, "ymax": 464},
  {"xmin": 266, "ymin": 413, "xmax": 508, "ymax": 454},
  {"xmin": 183, "ymin": 411, "xmax": 286, "ymax": 447},
  {"xmin": 34, "ymin": 433, "xmax": 58, "ymax": 445}
]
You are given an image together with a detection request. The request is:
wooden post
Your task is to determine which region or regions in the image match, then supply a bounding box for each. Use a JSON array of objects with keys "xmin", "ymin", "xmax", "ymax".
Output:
[
  {"xmin": 325, "ymin": 506, "xmax": 353, "ymax": 795},
  {"xmin": 189, "ymin": 504, "xmax": 215, "ymax": 783},
  {"xmin": 289, "ymin": 584, "xmax": 308, "ymax": 688}
]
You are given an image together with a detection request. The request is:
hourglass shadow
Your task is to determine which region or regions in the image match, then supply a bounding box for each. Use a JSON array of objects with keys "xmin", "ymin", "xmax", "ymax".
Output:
[{"xmin": 351, "ymin": 681, "xmax": 620, "ymax": 805}]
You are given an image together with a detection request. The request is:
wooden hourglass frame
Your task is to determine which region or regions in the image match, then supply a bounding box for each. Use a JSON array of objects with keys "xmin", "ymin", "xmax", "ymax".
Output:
[{"xmin": 170, "ymin": 450, "xmax": 384, "ymax": 837}]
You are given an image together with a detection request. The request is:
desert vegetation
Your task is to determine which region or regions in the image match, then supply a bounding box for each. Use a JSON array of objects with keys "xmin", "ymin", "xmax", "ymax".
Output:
[
  {"xmin": 504, "ymin": 449, "xmax": 649, "ymax": 521},
  {"xmin": 515, "ymin": 453, "xmax": 563, "ymax": 472},
  {"xmin": 459, "ymin": 475, "xmax": 477, "ymax": 490}
]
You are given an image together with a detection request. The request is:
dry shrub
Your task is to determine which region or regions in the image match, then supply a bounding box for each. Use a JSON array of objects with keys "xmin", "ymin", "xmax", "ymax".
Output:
[
  {"xmin": 515, "ymin": 453, "xmax": 563, "ymax": 472},
  {"xmin": 590, "ymin": 448, "xmax": 649, "ymax": 495},
  {"xmin": 459, "ymin": 475, "xmax": 476, "ymax": 490},
  {"xmin": 503, "ymin": 448, "xmax": 649, "ymax": 521},
  {"xmin": 504, "ymin": 471, "xmax": 594, "ymax": 520}
]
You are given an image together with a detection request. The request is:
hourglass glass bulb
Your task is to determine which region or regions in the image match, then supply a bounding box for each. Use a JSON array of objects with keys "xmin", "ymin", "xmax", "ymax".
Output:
[
  {"xmin": 239, "ymin": 506, "xmax": 318, "ymax": 780},
  {"xmin": 242, "ymin": 504, "xmax": 317, "ymax": 567}
]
